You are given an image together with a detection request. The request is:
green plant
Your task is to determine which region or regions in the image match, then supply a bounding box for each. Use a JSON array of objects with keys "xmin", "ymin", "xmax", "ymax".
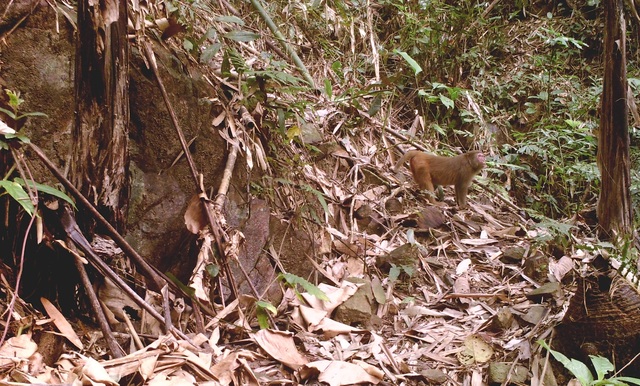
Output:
[
  {"xmin": 539, "ymin": 340, "xmax": 640, "ymax": 386},
  {"xmin": 278, "ymin": 272, "xmax": 329, "ymax": 301},
  {"xmin": 503, "ymin": 119, "xmax": 598, "ymax": 218},
  {"xmin": 0, "ymin": 90, "xmax": 75, "ymax": 216},
  {"xmin": 255, "ymin": 300, "xmax": 277, "ymax": 329}
]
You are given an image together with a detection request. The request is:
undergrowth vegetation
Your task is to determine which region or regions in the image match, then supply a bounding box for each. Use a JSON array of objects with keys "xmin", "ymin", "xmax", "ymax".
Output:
[{"xmin": 165, "ymin": 0, "xmax": 640, "ymax": 227}]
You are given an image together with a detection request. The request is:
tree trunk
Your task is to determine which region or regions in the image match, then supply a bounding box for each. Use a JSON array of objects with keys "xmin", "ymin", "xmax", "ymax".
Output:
[
  {"xmin": 71, "ymin": 0, "xmax": 129, "ymax": 231},
  {"xmin": 597, "ymin": 0, "xmax": 632, "ymax": 237}
]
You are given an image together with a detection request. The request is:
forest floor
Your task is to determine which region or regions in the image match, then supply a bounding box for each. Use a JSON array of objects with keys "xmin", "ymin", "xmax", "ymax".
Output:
[{"xmin": 2, "ymin": 1, "xmax": 635, "ymax": 385}]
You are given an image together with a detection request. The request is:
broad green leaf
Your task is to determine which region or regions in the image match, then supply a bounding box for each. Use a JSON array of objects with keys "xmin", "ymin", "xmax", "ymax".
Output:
[
  {"xmin": 278, "ymin": 273, "xmax": 329, "ymax": 301},
  {"xmin": 286, "ymin": 125, "xmax": 301, "ymax": 141},
  {"xmin": 223, "ymin": 30, "xmax": 260, "ymax": 42},
  {"xmin": 389, "ymin": 265, "xmax": 400, "ymax": 282},
  {"xmin": 14, "ymin": 178, "xmax": 76, "ymax": 209},
  {"xmin": 439, "ymin": 94, "xmax": 454, "ymax": 109},
  {"xmin": 271, "ymin": 71, "xmax": 303, "ymax": 86},
  {"xmin": 215, "ymin": 15, "xmax": 244, "ymax": 25},
  {"xmin": 256, "ymin": 300, "xmax": 277, "ymax": 314},
  {"xmin": 256, "ymin": 300, "xmax": 277, "ymax": 329},
  {"xmin": 402, "ymin": 264, "xmax": 417, "ymax": 277},
  {"xmin": 4, "ymin": 132, "xmax": 30, "ymax": 143},
  {"xmin": 615, "ymin": 377, "xmax": 640, "ymax": 385},
  {"xmin": 0, "ymin": 180, "xmax": 34, "ymax": 215},
  {"xmin": 200, "ymin": 43, "xmax": 221, "ymax": 63},
  {"xmin": 396, "ymin": 50, "xmax": 422, "ymax": 75},
  {"xmin": 256, "ymin": 307, "xmax": 269, "ymax": 329},
  {"xmin": 183, "ymin": 38, "xmax": 194, "ymax": 51},
  {"xmin": 205, "ymin": 263, "xmax": 220, "ymax": 278},
  {"xmin": 0, "ymin": 107, "xmax": 16, "ymax": 119},
  {"xmin": 204, "ymin": 28, "xmax": 218, "ymax": 39},
  {"xmin": 590, "ymin": 355, "xmax": 614, "ymax": 381},
  {"xmin": 538, "ymin": 340, "xmax": 593, "ymax": 386}
]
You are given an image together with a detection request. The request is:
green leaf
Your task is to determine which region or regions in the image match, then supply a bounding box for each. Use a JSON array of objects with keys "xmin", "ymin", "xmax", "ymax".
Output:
[
  {"xmin": 183, "ymin": 38, "xmax": 194, "ymax": 52},
  {"xmin": 221, "ymin": 51, "xmax": 231, "ymax": 77},
  {"xmin": 0, "ymin": 180, "xmax": 35, "ymax": 216},
  {"xmin": 204, "ymin": 28, "xmax": 218, "ymax": 39},
  {"xmin": 615, "ymin": 377, "xmax": 640, "ymax": 385},
  {"xmin": 256, "ymin": 300, "xmax": 277, "ymax": 329},
  {"xmin": 439, "ymin": 94, "xmax": 455, "ymax": 109},
  {"xmin": 200, "ymin": 43, "xmax": 221, "ymax": 63},
  {"xmin": 3, "ymin": 131, "xmax": 30, "ymax": 143},
  {"xmin": 6, "ymin": 89, "xmax": 24, "ymax": 109},
  {"xmin": 165, "ymin": 272, "xmax": 196, "ymax": 297},
  {"xmin": 302, "ymin": 185, "xmax": 329, "ymax": 218},
  {"xmin": 0, "ymin": 107, "xmax": 16, "ymax": 119},
  {"xmin": 396, "ymin": 50, "xmax": 422, "ymax": 75},
  {"xmin": 324, "ymin": 79, "xmax": 332, "ymax": 99},
  {"xmin": 256, "ymin": 300, "xmax": 277, "ymax": 314},
  {"xmin": 215, "ymin": 15, "xmax": 245, "ymax": 25},
  {"xmin": 538, "ymin": 340, "xmax": 594, "ymax": 386},
  {"xmin": 402, "ymin": 264, "xmax": 416, "ymax": 277},
  {"xmin": 389, "ymin": 265, "xmax": 400, "ymax": 282},
  {"xmin": 278, "ymin": 273, "xmax": 329, "ymax": 301},
  {"xmin": 227, "ymin": 48, "xmax": 248, "ymax": 73},
  {"xmin": 256, "ymin": 307, "xmax": 269, "ymax": 329},
  {"xmin": 331, "ymin": 61, "xmax": 343, "ymax": 81},
  {"xmin": 17, "ymin": 112, "xmax": 48, "ymax": 119},
  {"xmin": 205, "ymin": 263, "xmax": 220, "ymax": 278},
  {"xmin": 368, "ymin": 94, "xmax": 382, "ymax": 117},
  {"xmin": 223, "ymin": 30, "xmax": 260, "ymax": 42},
  {"xmin": 14, "ymin": 178, "xmax": 76, "ymax": 209},
  {"xmin": 590, "ymin": 355, "xmax": 614, "ymax": 381},
  {"xmin": 286, "ymin": 125, "xmax": 301, "ymax": 141}
]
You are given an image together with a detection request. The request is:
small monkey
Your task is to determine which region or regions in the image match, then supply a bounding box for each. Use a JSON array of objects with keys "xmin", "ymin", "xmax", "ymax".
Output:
[{"xmin": 394, "ymin": 150, "xmax": 485, "ymax": 208}]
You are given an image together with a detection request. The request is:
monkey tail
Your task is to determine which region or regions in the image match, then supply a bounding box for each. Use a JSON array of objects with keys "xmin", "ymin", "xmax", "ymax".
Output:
[{"xmin": 394, "ymin": 150, "xmax": 422, "ymax": 171}]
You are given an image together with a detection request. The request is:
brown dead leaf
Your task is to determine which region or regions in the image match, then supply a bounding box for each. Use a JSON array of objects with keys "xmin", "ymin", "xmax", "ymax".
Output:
[
  {"xmin": 40, "ymin": 297, "xmax": 83, "ymax": 350},
  {"xmin": 549, "ymin": 256, "xmax": 574, "ymax": 282},
  {"xmin": 294, "ymin": 305, "xmax": 365, "ymax": 337},
  {"xmin": 299, "ymin": 360, "xmax": 382, "ymax": 386},
  {"xmin": 415, "ymin": 206, "xmax": 446, "ymax": 229},
  {"xmin": 80, "ymin": 355, "xmax": 119, "ymax": 385},
  {"xmin": 453, "ymin": 275, "xmax": 471, "ymax": 304},
  {"xmin": 457, "ymin": 335, "xmax": 493, "ymax": 365},
  {"xmin": 252, "ymin": 329, "xmax": 309, "ymax": 370},
  {"xmin": 459, "ymin": 238, "xmax": 498, "ymax": 246},
  {"xmin": 0, "ymin": 334, "xmax": 38, "ymax": 366},
  {"xmin": 301, "ymin": 282, "xmax": 359, "ymax": 313},
  {"xmin": 184, "ymin": 194, "xmax": 207, "ymax": 234}
]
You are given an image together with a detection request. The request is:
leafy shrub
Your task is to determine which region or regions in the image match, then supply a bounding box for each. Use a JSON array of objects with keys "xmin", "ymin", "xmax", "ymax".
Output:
[{"xmin": 502, "ymin": 119, "xmax": 598, "ymax": 218}]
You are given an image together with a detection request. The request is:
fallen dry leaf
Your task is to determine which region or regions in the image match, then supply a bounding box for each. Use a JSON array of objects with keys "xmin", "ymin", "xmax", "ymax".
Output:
[
  {"xmin": 0, "ymin": 334, "xmax": 38, "ymax": 366},
  {"xmin": 300, "ymin": 360, "xmax": 382, "ymax": 386},
  {"xmin": 294, "ymin": 305, "xmax": 366, "ymax": 337},
  {"xmin": 40, "ymin": 297, "xmax": 83, "ymax": 350},
  {"xmin": 550, "ymin": 256, "xmax": 574, "ymax": 282},
  {"xmin": 457, "ymin": 335, "xmax": 493, "ymax": 365},
  {"xmin": 252, "ymin": 329, "xmax": 309, "ymax": 370}
]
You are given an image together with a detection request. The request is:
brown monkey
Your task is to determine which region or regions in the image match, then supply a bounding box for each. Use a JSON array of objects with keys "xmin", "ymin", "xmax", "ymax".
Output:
[{"xmin": 394, "ymin": 150, "xmax": 485, "ymax": 208}]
